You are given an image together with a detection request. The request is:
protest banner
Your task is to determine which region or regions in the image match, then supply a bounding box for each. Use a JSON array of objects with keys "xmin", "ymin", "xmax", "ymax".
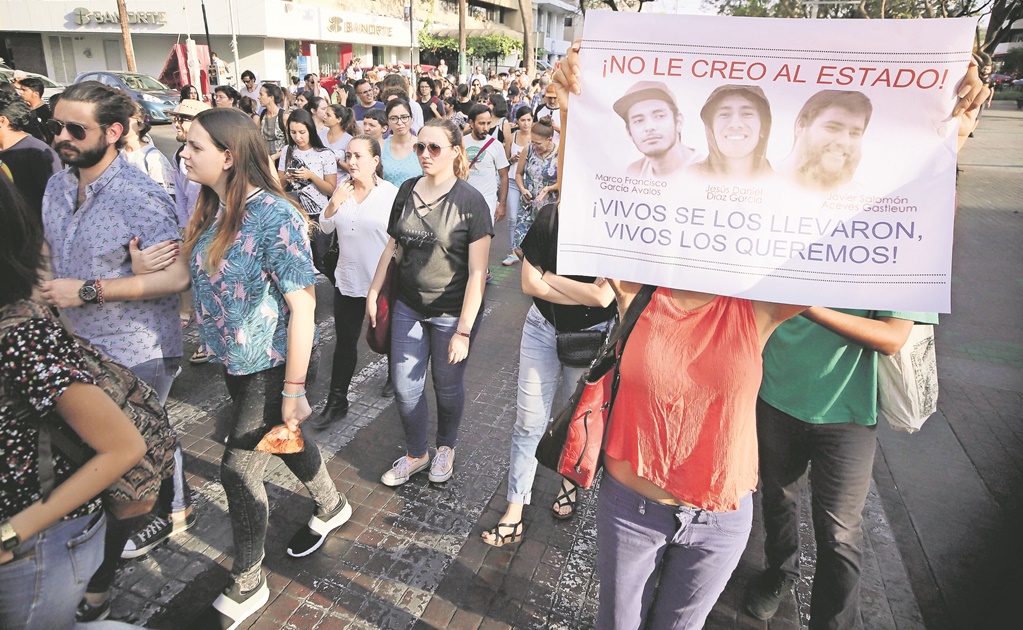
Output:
[{"xmin": 557, "ymin": 12, "xmax": 976, "ymax": 313}]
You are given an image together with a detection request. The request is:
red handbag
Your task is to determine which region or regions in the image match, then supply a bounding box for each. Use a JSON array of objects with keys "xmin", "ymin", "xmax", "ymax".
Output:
[
  {"xmin": 536, "ymin": 285, "xmax": 656, "ymax": 488},
  {"xmin": 366, "ymin": 256, "xmax": 397, "ymax": 355}
]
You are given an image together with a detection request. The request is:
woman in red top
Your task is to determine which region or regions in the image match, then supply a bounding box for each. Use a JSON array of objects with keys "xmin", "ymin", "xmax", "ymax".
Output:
[{"xmin": 553, "ymin": 51, "xmax": 805, "ymax": 630}]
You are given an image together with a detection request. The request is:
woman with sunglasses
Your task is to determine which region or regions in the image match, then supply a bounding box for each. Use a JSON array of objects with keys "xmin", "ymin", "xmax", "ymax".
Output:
[
  {"xmin": 470, "ymin": 79, "xmax": 483, "ymax": 102},
  {"xmin": 380, "ymin": 99, "xmax": 422, "ymax": 188},
  {"xmin": 309, "ymin": 135, "xmax": 398, "ymax": 430},
  {"xmin": 513, "ymin": 117, "xmax": 558, "ymax": 260},
  {"xmin": 417, "ymin": 77, "xmax": 446, "ymax": 125},
  {"xmin": 213, "ymin": 85, "xmax": 241, "ymax": 109},
  {"xmin": 368, "ymin": 118, "xmax": 492, "ymax": 487},
  {"xmin": 122, "ymin": 102, "xmax": 176, "ymax": 201},
  {"xmin": 279, "ymin": 109, "xmax": 338, "ymax": 278},
  {"xmin": 181, "ymin": 108, "xmax": 351, "ymax": 629}
]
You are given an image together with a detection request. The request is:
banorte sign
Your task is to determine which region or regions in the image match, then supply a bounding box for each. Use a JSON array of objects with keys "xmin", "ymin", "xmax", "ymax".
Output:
[
  {"xmin": 326, "ymin": 16, "xmax": 393, "ymax": 38},
  {"xmin": 72, "ymin": 7, "xmax": 168, "ymax": 26}
]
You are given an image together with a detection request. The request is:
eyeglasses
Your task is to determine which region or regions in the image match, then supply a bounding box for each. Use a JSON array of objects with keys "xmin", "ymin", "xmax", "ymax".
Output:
[
  {"xmin": 46, "ymin": 119, "xmax": 107, "ymax": 141},
  {"xmin": 357, "ymin": 90, "xmax": 373, "ymax": 96},
  {"xmin": 387, "ymin": 114, "xmax": 411, "ymax": 124},
  {"xmin": 170, "ymin": 115, "xmax": 193, "ymax": 125},
  {"xmin": 414, "ymin": 142, "xmax": 451, "ymax": 157}
]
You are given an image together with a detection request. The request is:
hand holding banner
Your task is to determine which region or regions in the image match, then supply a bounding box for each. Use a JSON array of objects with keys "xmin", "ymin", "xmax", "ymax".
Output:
[{"xmin": 557, "ymin": 13, "xmax": 977, "ymax": 313}]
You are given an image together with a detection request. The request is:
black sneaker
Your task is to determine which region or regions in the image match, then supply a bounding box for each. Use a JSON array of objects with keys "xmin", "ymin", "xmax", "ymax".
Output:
[
  {"xmin": 286, "ymin": 493, "xmax": 352, "ymax": 557},
  {"xmin": 76, "ymin": 597, "xmax": 110, "ymax": 622},
  {"xmin": 211, "ymin": 575, "xmax": 270, "ymax": 630},
  {"xmin": 121, "ymin": 511, "xmax": 196, "ymax": 559},
  {"xmin": 743, "ymin": 569, "xmax": 796, "ymax": 620},
  {"xmin": 380, "ymin": 377, "xmax": 395, "ymax": 398}
]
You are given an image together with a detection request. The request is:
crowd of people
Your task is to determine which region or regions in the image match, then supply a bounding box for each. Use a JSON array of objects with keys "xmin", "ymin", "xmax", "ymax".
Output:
[{"xmin": 0, "ymin": 41, "xmax": 988, "ymax": 630}]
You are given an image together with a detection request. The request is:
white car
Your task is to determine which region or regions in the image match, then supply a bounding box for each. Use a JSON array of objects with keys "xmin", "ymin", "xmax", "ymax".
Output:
[{"xmin": 0, "ymin": 69, "xmax": 66, "ymax": 103}]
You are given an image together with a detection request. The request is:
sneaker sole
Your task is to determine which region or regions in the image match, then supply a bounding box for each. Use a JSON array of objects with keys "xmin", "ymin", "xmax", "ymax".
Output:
[
  {"xmin": 428, "ymin": 467, "xmax": 453, "ymax": 483},
  {"xmin": 121, "ymin": 515, "xmax": 196, "ymax": 559},
  {"xmin": 212, "ymin": 582, "xmax": 270, "ymax": 630},
  {"xmin": 380, "ymin": 460, "xmax": 430, "ymax": 487},
  {"xmin": 287, "ymin": 501, "xmax": 353, "ymax": 558}
]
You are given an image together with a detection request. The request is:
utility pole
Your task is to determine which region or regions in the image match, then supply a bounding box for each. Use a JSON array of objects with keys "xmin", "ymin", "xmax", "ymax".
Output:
[
  {"xmin": 458, "ymin": 0, "xmax": 467, "ymax": 80},
  {"xmin": 116, "ymin": 0, "xmax": 137, "ymax": 71}
]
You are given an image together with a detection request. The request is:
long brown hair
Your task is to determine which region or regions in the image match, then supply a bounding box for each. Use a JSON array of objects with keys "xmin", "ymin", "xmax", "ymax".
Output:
[
  {"xmin": 184, "ymin": 108, "xmax": 305, "ymax": 273},
  {"xmin": 423, "ymin": 118, "xmax": 469, "ymax": 180}
]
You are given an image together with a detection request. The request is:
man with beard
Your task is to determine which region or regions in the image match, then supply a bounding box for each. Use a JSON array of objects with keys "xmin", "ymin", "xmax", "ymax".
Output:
[
  {"xmin": 613, "ymin": 80, "xmax": 697, "ymax": 178},
  {"xmin": 779, "ymin": 90, "xmax": 872, "ymax": 192},
  {"xmin": 464, "ymin": 103, "xmax": 509, "ymax": 226},
  {"xmin": 38, "ymin": 81, "xmax": 193, "ymax": 622}
]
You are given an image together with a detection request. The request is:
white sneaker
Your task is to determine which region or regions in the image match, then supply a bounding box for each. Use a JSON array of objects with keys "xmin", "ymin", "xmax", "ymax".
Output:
[
  {"xmin": 380, "ymin": 455, "xmax": 430, "ymax": 487},
  {"xmin": 502, "ymin": 253, "xmax": 519, "ymax": 266},
  {"xmin": 429, "ymin": 446, "xmax": 455, "ymax": 483}
]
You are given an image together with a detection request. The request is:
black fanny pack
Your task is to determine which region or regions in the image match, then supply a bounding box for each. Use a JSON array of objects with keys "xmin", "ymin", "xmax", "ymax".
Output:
[{"xmin": 555, "ymin": 328, "xmax": 608, "ymax": 367}]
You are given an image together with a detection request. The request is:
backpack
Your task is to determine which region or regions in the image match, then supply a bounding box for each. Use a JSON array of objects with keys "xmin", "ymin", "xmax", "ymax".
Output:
[{"xmin": 0, "ymin": 300, "xmax": 178, "ymax": 520}]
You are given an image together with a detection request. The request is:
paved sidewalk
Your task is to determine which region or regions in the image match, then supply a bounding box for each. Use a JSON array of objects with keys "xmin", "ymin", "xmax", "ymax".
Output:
[{"xmin": 112, "ymin": 102, "xmax": 1021, "ymax": 630}]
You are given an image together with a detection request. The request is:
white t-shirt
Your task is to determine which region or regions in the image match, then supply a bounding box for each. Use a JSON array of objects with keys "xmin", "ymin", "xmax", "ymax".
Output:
[
  {"xmin": 408, "ymin": 99, "xmax": 424, "ymax": 135},
  {"xmin": 318, "ymin": 179, "xmax": 397, "ymax": 296},
  {"xmin": 277, "ymin": 147, "xmax": 338, "ymax": 213},
  {"xmin": 240, "ymin": 83, "xmax": 263, "ymax": 113},
  {"xmin": 122, "ymin": 145, "xmax": 176, "ymax": 200},
  {"xmin": 463, "ymin": 134, "xmax": 509, "ymax": 217}
]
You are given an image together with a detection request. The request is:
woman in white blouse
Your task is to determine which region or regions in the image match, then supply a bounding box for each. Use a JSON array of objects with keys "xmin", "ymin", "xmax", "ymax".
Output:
[{"xmin": 309, "ymin": 135, "xmax": 398, "ymax": 429}]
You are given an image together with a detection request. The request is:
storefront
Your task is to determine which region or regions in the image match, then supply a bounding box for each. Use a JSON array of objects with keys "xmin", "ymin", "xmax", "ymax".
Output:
[{"xmin": 0, "ymin": 0, "xmax": 419, "ymax": 86}]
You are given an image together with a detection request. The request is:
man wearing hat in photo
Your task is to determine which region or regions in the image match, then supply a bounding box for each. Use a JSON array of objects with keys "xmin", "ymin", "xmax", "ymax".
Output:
[{"xmin": 614, "ymin": 80, "xmax": 697, "ymax": 178}]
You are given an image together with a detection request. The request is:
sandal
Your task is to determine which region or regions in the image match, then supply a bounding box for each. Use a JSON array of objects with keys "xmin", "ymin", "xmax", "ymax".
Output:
[
  {"xmin": 552, "ymin": 479, "xmax": 578, "ymax": 521},
  {"xmin": 189, "ymin": 348, "xmax": 211, "ymax": 364},
  {"xmin": 481, "ymin": 520, "xmax": 523, "ymax": 548}
]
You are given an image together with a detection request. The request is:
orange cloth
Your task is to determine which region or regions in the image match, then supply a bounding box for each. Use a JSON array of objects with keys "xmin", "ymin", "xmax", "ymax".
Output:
[{"xmin": 605, "ymin": 288, "xmax": 762, "ymax": 511}]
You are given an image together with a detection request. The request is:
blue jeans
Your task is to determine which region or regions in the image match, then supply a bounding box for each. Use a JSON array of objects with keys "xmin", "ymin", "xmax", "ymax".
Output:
[
  {"xmin": 596, "ymin": 473, "xmax": 753, "ymax": 630},
  {"xmin": 506, "ymin": 180, "xmax": 521, "ymax": 249},
  {"xmin": 507, "ymin": 304, "xmax": 602, "ymax": 505},
  {"xmin": 0, "ymin": 511, "xmax": 141, "ymax": 629},
  {"xmin": 390, "ymin": 300, "xmax": 477, "ymax": 459}
]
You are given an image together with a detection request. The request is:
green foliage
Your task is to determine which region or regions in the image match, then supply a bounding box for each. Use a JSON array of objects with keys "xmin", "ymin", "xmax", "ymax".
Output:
[
  {"xmin": 418, "ymin": 27, "xmax": 522, "ymax": 62},
  {"xmin": 467, "ymin": 34, "xmax": 523, "ymax": 60},
  {"xmin": 1000, "ymin": 47, "xmax": 1023, "ymax": 76},
  {"xmin": 704, "ymin": 0, "xmax": 986, "ymax": 19}
]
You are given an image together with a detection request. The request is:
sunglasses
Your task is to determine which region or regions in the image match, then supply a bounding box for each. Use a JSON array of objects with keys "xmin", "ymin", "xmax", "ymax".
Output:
[
  {"xmin": 170, "ymin": 115, "xmax": 194, "ymax": 125},
  {"xmin": 46, "ymin": 119, "xmax": 107, "ymax": 141},
  {"xmin": 414, "ymin": 142, "xmax": 451, "ymax": 157}
]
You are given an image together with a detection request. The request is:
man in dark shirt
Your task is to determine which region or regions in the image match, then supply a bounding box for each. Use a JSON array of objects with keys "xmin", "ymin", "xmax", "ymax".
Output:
[
  {"xmin": 0, "ymin": 89, "xmax": 62, "ymax": 213},
  {"xmin": 15, "ymin": 76, "xmax": 54, "ymax": 145}
]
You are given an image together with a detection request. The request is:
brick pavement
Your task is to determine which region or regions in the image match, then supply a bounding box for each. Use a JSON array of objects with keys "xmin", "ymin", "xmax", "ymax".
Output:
[{"xmin": 111, "ymin": 104, "xmax": 1021, "ymax": 629}]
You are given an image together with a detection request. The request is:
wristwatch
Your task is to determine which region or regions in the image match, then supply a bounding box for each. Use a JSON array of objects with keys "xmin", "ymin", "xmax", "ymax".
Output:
[
  {"xmin": 78, "ymin": 280, "xmax": 99, "ymax": 304},
  {"xmin": 0, "ymin": 520, "xmax": 19, "ymax": 552}
]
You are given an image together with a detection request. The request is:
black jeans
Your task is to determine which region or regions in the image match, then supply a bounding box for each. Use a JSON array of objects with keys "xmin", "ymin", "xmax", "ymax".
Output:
[
  {"xmin": 756, "ymin": 399, "xmax": 877, "ymax": 630},
  {"xmin": 222, "ymin": 365, "xmax": 339, "ymax": 588},
  {"xmin": 328, "ymin": 292, "xmax": 367, "ymax": 400}
]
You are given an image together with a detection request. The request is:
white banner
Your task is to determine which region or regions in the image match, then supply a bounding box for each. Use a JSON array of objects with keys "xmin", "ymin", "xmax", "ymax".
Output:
[{"xmin": 558, "ymin": 12, "xmax": 976, "ymax": 313}]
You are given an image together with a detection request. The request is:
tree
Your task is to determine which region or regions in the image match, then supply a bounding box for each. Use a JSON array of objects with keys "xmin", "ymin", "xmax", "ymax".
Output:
[
  {"xmin": 982, "ymin": 0, "xmax": 1023, "ymax": 55},
  {"xmin": 582, "ymin": 0, "xmax": 657, "ymax": 12},
  {"xmin": 702, "ymin": 0, "xmax": 989, "ymax": 19},
  {"xmin": 998, "ymin": 45, "xmax": 1023, "ymax": 73},
  {"xmin": 519, "ymin": 0, "xmax": 536, "ymax": 79}
]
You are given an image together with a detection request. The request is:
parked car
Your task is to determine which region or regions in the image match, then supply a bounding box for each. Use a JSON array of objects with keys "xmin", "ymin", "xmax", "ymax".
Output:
[
  {"xmin": 0, "ymin": 69, "xmax": 66, "ymax": 103},
  {"xmin": 989, "ymin": 73, "xmax": 1014, "ymax": 87},
  {"xmin": 73, "ymin": 71, "xmax": 179, "ymax": 123}
]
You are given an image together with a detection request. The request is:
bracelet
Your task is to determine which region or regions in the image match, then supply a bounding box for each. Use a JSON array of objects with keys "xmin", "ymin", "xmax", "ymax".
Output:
[
  {"xmin": 96, "ymin": 279, "xmax": 105, "ymax": 307},
  {"xmin": 283, "ymin": 380, "xmax": 305, "ymax": 386},
  {"xmin": 281, "ymin": 390, "xmax": 306, "ymax": 398},
  {"xmin": 454, "ymin": 330, "xmax": 470, "ymax": 339}
]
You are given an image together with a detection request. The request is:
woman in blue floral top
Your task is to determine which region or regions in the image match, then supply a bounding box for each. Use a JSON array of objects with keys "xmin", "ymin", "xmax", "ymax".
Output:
[
  {"xmin": 512, "ymin": 117, "xmax": 559, "ymax": 259},
  {"xmin": 181, "ymin": 108, "xmax": 351, "ymax": 630}
]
